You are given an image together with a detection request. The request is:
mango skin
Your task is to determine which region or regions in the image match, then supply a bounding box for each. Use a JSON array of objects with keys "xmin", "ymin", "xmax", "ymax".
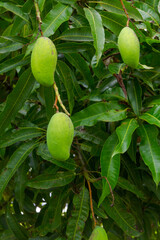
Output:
[
  {"xmin": 47, "ymin": 112, "xmax": 74, "ymax": 161},
  {"xmin": 89, "ymin": 226, "xmax": 108, "ymax": 240},
  {"xmin": 31, "ymin": 37, "xmax": 57, "ymax": 87},
  {"xmin": 118, "ymin": 27, "xmax": 140, "ymax": 68}
]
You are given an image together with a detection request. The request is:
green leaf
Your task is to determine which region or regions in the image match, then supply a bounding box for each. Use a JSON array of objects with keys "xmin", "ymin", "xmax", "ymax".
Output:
[
  {"xmin": 58, "ymin": 27, "xmax": 93, "ymax": 42},
  {"xmin": 146, "ymin": 0, "xmax": 159, "ymax": 11},
  {"xmin": 27, "ymin": 171, "xmax": 76, "ymax": 189},
  {"xmin": 0, "ymin": 68, "xmax": 35, "ymax": 135},
  {"xmin": 57, "ymin": 42, "xmax": 93, "ymax": 53},
  {"xmin": 84, "ymin": 7, "xmax": 105, "ymax": 64},
  {"xmin": 108, "ymin": 63, "xmax": 125, "ymax": 75},
  {"xmin": 137, "ymin": 124, "xmax": 160, "ymax": 185},
  {"xmin": 71, "ymin": 102, "xmax": 127, "ymax": 127},
  {"xmin": 139, "ymin": 105, "xmax": 160, "ymax": 128},
  {"xmin": 66, "ymin": 186, "xmax": 89, "ymax": 240},
  {"xmin": 127, "ymin": 79, "xmax": 142, "ymax": 116},
  {"xmin": 57, "ymin": 61, "xmax": 75, "ymax": 114},
  {"xmin": 44, "ymin": 86, "xmax": 55, "ymax": 121},
  {"xmin": 38, "ymin": 0, "xmax": 46, "ymax": 12},
  {"xmin": 0, "ymin": 127, "xmax": 44, "ymax": 148},
  {"xmin": 0, "ymin": 2, "xmax": 29, "ymax": 22},
  {"xmin": 102, "ymin": 194, "xmax": 141, "ymax": 237},
  {"xmin": 65, "ymin": 53, "xmax": 94, "ymax": 89},
  {"xmin": 0, "ymin": 229, "xmax": 16, "ymax": 240},
  {"xmin": 99, "ymin": 132, "xmax": 120, "ymax": 206},
  {"xmin": 0, "ymin": 41, "xmax": 23, "ymax": 53},
  {"xmin": 99, "ymin": 0, "xmax": 142, "ymax": 20},
  {"xmin": 0, "ymin": 54, "xmax": 30, "ymax": 74},
  {"xmin": 0, "ymin": 141, "xmax": 37, "ymax": 200},
  {"xmin": 113, "ymin": 118, "xmax": 139, "ymax": 155},
  {"xmin": 42, "ymin": 3, "xmax": 72, "ymax": 37}
]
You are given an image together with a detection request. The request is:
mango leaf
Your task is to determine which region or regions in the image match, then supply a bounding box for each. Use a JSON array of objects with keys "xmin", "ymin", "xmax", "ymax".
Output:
[
  {"xmin": 0, "ymin": 2, "xmax": 29, "ymax": 22},
  {"xmin": 44, "ymin": 86, "xmax": 55, "ymax": 121},
  {"xmin": 102, "ymin": 194, "xmax": 142, "ymax": 237},
  {"xmin": 6, "ymin": 206, "xmax": 28, "ymax": 240},
  {"xmin": 99, "ymin": 132, "xmax": 120, "ymax": 206},
  {"xmin": 127, "ymin": 79, "xmax": 142, "ymax": 116},
  {"xmin": 57, "ymin": 42, "xmax": 93, "ymax": 53},
  {"xmin": 0, "ymin": 41, "xmax": 23, "ymax": 54},
  {"xmin": 99, "ymin": 0, "xmax": 142, "ymax": 20},
  {"xmin": 84, "ymin": 7, "xmax": 105, "ymax": 64},
  {"xmin": 139, "ymin": 105, "xmax": 160, "ymax": 128},
  {"xmin": 66, "ymin": 186, "xmax": 89, "ymax": 240},
  {"xmin": 0, "ymin": 68, "xmax": 35, "ymax": 135},
  {"xmin": 65, "ymin": 53, "xmax": 94, "ymax": 89},
  {"xmin": 113, "ymin": 118, "xmax": 139, "ymax": 155},
  {"xmin": 0, "ymin": 127, "xmax": 44, "ymax": 148},
  {"xmin": 71, "ymin": 102, "xmax": 127, "ymax": 127},
  {"xmin": 0, "ymin": 141, "xmax": 38, "ymax": 201},
  {"xmin": 146, "ymin": 0, "xmax": 159, "ymax": 11},
  {"xmin": 58, "ymin": 27, "xmax": 93, "ymax": 42},
  {"xmin": 0, "ymin": 54, "xmax": 30, "ymax": 74},
  {"xmin": 57, "ymin": 61, "xmax": 74, "ymax": 114},
  {"xmin": 27, "ymin": 171, "xmax": 76, "ymax": 189},
  {"xmin": 42, "ymin": 3, "xmax": 72, "ymax": 37},
  {"xmin": 38, "ymin": 0, "xmax": 46, "ymax": 12},
  {"xmin": 0, "ymin": 229, "xmax": 16, "ymax": 240},
  {"xmin": 137, "ymin": 124, "xmax": 160, "ymax": 186}
]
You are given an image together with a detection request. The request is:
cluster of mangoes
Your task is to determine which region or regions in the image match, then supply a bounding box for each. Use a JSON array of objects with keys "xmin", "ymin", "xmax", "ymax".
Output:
[{"xmin": 31, "ymin": 37, "xmax": 74, "ymax": 161}]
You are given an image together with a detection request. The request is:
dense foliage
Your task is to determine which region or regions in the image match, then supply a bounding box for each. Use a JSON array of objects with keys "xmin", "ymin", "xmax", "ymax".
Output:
[{"xmin": 0, "ymin": 0, "xmax": 160, "ymax": 239}]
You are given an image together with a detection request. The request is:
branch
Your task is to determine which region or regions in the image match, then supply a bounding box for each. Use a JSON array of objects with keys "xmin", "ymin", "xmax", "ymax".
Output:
[
  {"xmin": 87, "ymin": 180, "xmax": 97, "ymax": 227},
  {"xmin": 114, "ymin": 70, "xmax": 127, "ymax": 99},
  {"xmin": 120, "ymin": 0, "xmax": 130, "ymax": 26},
  {"xmin": 34, "ymin": 0, "xmax": 43, "ymax": 36}
]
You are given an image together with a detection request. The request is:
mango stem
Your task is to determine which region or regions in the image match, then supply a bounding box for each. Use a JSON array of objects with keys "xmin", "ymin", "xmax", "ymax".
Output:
[
  {"xmin": 120, "ymin": 0, "xmax": 130, "ymax": 27},
  {"xmin": 53, "ymin": 82, "xmax": 70, "ymax": 116},
  {"xmin": 34, "ymin": 0, "xmax": 43, "ymax": 36},
  {"xmin": 87, "ymin": 179, "xmax": 97, "ymax": 228}
]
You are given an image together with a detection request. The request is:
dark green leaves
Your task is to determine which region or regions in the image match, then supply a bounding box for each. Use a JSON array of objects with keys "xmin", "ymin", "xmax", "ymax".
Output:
[{"xmin": 140, "ymin": 105, "xmax": 160, "ymax": 128}]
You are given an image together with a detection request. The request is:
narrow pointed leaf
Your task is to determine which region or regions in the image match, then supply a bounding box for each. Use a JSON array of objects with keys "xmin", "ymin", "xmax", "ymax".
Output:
[
  {"xmin": 137, "ymin": 124, "xmax": 160, "ymax": 185},
  {"xmin": 113, "ymin": 118, "xmax": 139, "ymax": 155},
  {"xmin": 0, "ymin": 68, "xmax": 35, "ymax": 135},
  {"xmin": 0, "ymin": 141, "xmax": 37, "ymax": 200},
  {"xmin": 42, "ymin": 3, "xmax": 72, "ymax": 37},
  {"xmin": 99, "ymin": 132, "xmax": 120, "ymax": 206},
  {"xmin": 0, "ymin": 41, "xmax": 23, "ymax": 54},
  {"xmin": 139, "ymin": 105, "xmax": 160, "ymax": 128},
  {"xmin": 84, "ymin": 7, "xmax": 105, "ymax": 64},
  {"xmin": 58, "ymin": 27, "xmax": 93, "ymax": 42},
  {"xmin": 66, "ymin": 186, "xmax": 89, "ymax": 240},
  {"xmin": 27, "ymin": 171, "xmax": 76, "ymax": 189}
]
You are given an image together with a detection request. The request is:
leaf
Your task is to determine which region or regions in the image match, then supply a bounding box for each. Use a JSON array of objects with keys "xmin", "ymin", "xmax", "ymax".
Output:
[
  {"xmin": 38, "ymin": 0, "xmax": 46, "ymax": 12},
  {"xmin": 27, "ymin": 171, "xmax": 76, "ymax": 189},
  {"xmin": 108, "ymin": 63, "xmax": 125, "ymax": 75},
  {"xmin": 102, "ymin": 194, "xmax": 141, "ymax": 237},
  {"xmin": 146, "ymin": 0, "xmax": 159, "ymax": 11},
  {"xmin": 0, "ymin": 127, "xmax": 44, "ymax": 148},
  {"xmin": 0, "ymin": 229, "xmax": 16, "ymax": 240},
  {"xmin": 137, "ymin": 124, "xmax": 160, "ymax": 185},
  {"xmin": 66, "ymin": 186, "xmax": 89, "ymax": 240},
  {"xmin": 44, "ymin": 86, "xmax": 55, "ymax": 121},
  {"xmin": 0, "ymin": 41, "xmax": 23, "ymax": 54},
  {"xmin": 0, "ymin": 2, "xmax": 29, "ymax": 22},
  {"xmin": 57, "ymin": 61, "xmax": 75, "ymax": 114},
  {"xmin": 127, "ymin": 79, "xmax": 142, "ymax": 116},
  {"xmin": 99, "ymin": 0, "xmax": 142, "ymax": 20},
  {"xmin": 42, "ymin": 3, "xmax": 72, "ymax": 37},
  {"xmin": 84, "ymin": 7, "xmax": 105, "ymax": 64},
  {"xmin": 58, "ymin": 27, "xmax": 93, "ymax": 42},
  {"xmin": 0, "ymin": 141, "xmax": 37, "ymax": 201},
  {"xmin": 0, "ymin": 68, "xmax": 35, "ymax": 135},
  {"xmin": 113, "ymin": 118, "xmax": 139, "ymax": 155},
  {"xmin": 6, "ymin": 206, "xmax": 28, "ymax": 240},
  {"xmin": 57, "ymin": 42, "xmax": 93, "ymax": 53},
  {"xmin": 139, "ymin": 105, "xmax": 160, "ymax": 128},
  {"xmin": 65, "ymin": 53, "xmax": 94, "ymax": 89},
  {"xmin": 71, "ymin": 102, "xmax": 127, "ymax": 127},
  {"xmin": 0, "ymin": 54, "xmax": 30, "ymax": 74},
  {"xmin": 99, "ymin": 132, "xmax": 120, "ymax": 206}
]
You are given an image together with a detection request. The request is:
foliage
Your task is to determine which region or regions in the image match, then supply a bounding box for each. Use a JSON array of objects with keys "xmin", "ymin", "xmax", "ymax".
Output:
[{"xmin": 0, "ymin": 0, "xmax": 160, "ymax": 239}]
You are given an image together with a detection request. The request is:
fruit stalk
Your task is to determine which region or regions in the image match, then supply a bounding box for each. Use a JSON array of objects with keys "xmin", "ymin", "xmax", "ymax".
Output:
[
  {"xmin": 53, "ymin": 82, "xmax": 70, "ymax": 116},
  {"xmin": 120, "ymin": 0, "xmax": 130, "ymax": 26},
  {"xmin": 87, "ymin": 179, "xmax": 97, "ymax": 228},
  {"xmin": 34, "ymin": 0, "xmax": 43, "ymax": 36}
]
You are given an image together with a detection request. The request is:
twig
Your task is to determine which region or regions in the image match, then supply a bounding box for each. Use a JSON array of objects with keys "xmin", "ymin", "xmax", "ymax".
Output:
[
  {"xmin": 114, "ymin": 70, "xmax": 127, "ymax": 99},
  {"xmin": 120, "ymin": 0, "xmax": 130, "ymax": 26},
  {"xmin": 53, "ymin": 82, "xmax": 70, "ymax": 116},
  {"xmin": 87, "ymin": 180, "xmax": 97, "ymax": 227},
  {"xmin": 53, "ymin": 95, "xmax": 59, "ymax": 112},
  {"xmin": 34, "ymin": 0, "xmax": 43, "ymax": 36}
]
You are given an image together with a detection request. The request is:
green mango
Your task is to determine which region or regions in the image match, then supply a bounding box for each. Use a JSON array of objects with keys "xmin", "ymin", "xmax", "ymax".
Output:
[
  {"xmin": 118, "ymin": 27, "xmax": 140, "ymax": 68},
  {"xmin": 89, "ymin": 226, "xmax": 108, "ymax": 240},
  {"xmin": 31, "ymin": 36, "xmax": 57, "ymax": 87},
  {"xmin": 47, "ymin": 112, "xmax": 74, "ymax": 161}
]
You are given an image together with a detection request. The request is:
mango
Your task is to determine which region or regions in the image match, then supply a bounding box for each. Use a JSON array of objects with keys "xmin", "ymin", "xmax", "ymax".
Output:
[
  {"xmin": 47, "ymin": 112, "xmax": 74, "ymax": 161},
  {"xmin": 31, "ymin": 37, "xmax": 57, "ymax": 87},
  {"xmin": 118, "ymin": 27, "xmax": 140, "ymax": 68},
  {"xmin": 89, "ymin": 226, "xmax": 108, "ymax": 240}
]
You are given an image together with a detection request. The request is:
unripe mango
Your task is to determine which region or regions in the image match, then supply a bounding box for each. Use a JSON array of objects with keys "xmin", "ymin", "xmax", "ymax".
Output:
[
  {"xmin": 89, "ymin": 226, "xmax": 108, "ymax": 240},
  {"xmin": 118, "ymin": 27, "xmax": 140, "ymax": 68},
  {"xmin": 31, "ymin": 37, "xmax": 57, "ymax": 87},
  {"xmin": 47, "ymin": 112, "xmax": 74, "ymax": 161}
]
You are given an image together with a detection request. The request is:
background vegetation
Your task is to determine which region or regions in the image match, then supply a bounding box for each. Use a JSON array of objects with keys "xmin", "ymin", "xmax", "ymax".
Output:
[{"xmin": 0, "ymin": 0, "xmax": 160, "ymax": 239}]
